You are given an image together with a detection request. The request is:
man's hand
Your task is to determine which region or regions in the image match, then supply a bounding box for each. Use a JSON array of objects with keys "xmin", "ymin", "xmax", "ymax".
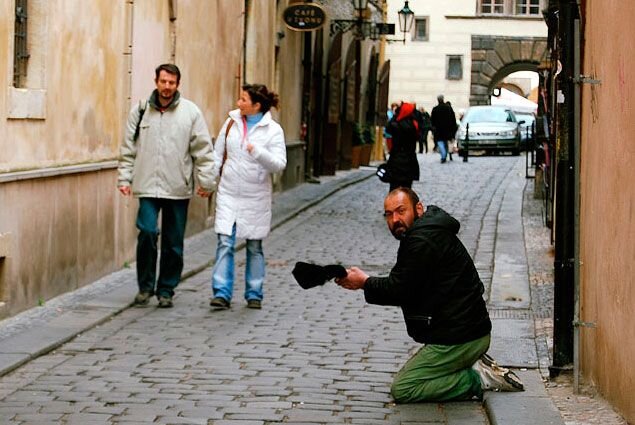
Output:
[
  {"xmin": 118, "ymin": 185, "xmax": 131, "ymax": 196},
  {"xmin": 335, "ymin": 267, "xmax": 369, "ymax": 291},
  {"xmin": 196, "ymin": 186, "xmax": 213, "ymax": 198}
]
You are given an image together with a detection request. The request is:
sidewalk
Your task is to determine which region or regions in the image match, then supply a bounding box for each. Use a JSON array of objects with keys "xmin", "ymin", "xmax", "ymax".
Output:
[{"xmin": 0, "ymin": 162, "xmax": 566, "ymax": 424}]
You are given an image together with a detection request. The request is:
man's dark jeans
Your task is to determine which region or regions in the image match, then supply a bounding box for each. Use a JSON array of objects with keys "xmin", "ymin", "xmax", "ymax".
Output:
[{"xmin": 136, "ymin": 197, "xmax": 189, "ymax": 298}]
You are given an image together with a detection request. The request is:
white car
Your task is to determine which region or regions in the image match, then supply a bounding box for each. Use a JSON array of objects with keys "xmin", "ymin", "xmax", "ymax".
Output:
[{"xmin": 456, "ymin": 106, "xmax": 523, "ymax": 156}]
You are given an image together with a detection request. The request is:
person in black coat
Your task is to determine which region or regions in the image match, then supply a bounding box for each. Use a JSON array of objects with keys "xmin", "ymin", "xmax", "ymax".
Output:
[
  {"xmin": 335, "ymin": 188, "xmax": 524, "ymax": 403},
  {"xmin": 430, "ymin": 95, "xmax": 457, "ymax": 163},
  {"xmin": 385, "ymin": 102, "xmax": 420, "ymax": 191},
  {"xmin": 418, "ymin": 107, "xmax": 432, "ymax": 154}
]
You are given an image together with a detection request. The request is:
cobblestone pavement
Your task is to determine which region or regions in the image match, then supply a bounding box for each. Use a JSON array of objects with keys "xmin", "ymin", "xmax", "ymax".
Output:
[
  {"xmin": 1, "ymin": 153, "xmax": 615, "ymax": 424},
  {"xmin": 1, "ymin": 153, "xmax": 517, "ymax": 424}
]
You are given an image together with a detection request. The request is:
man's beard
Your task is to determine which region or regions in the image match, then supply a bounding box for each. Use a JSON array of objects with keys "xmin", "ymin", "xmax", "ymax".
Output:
[
  {"xmin": 390, "ymin": 212, "xmax": 421, "ymax": 240},
  {"xmin": 390, "ymin": 223, "xmax": 407, "ymax": 240}
]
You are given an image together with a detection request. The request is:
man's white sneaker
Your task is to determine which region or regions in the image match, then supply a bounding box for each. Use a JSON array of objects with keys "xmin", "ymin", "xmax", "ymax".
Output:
[{"xmin": 472, "ymin": 357, "xmax": 524, "ymax": 392}]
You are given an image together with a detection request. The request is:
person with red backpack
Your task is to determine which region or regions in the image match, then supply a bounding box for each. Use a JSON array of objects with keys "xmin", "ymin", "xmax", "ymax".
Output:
[{"xmin": 384, "ymin": 102, "xmax": 420, "ymax": 191}]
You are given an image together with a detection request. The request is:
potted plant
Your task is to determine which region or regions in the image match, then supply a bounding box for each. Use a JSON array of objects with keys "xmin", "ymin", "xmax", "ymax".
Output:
[
  {"xmin": 360, "ymin": 123, "xmax": 374, "ymax": 166},
  {"xmin": 351, "ymin": 122, "xmax": 364, "ymax": 168}
]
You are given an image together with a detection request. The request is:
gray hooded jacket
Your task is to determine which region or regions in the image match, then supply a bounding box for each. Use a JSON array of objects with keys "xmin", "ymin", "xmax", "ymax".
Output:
[{"xmin": 118, "ymin": 90, "xmax": 216, "ymax": 199}]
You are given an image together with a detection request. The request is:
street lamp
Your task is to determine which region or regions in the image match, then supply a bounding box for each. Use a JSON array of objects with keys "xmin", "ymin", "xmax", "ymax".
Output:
[
  {"xmin": 397, "ymin": 0, "xmax": 415, "ymax": 44},
  {"xmin": 352, "ymin": 0, "xmax": 370, "ymax": 13}
]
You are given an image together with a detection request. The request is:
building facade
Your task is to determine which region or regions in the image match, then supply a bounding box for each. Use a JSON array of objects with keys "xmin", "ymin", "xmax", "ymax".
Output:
[
  {"xmin": 542, "ymin": 1, "xmax": 634, "ymax": 422},
  {"xmin": 385, "ymin": 0, "xmax": 547, "ymax": 112},
  {"xmin": 0, "ymin": 0, "xmax": 305, "ymax": 318}
]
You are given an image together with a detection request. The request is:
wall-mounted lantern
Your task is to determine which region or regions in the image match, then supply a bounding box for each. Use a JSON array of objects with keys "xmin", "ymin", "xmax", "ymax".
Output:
[
  {"xmin": 397, "ymin": 1, "xmax": 415, "ymax": 44},
  {"xmin": 330, "ymin": 0, "xmax": 415, "ymax": 43}
]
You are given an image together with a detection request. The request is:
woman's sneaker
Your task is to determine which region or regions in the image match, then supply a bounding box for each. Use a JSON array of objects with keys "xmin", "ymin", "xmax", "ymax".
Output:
[
  {"xmin": 210, "ymin": 297, "xmax": 230, "ymax": 310},
  {"xmin": 472, "ymin": 355, "xmax": 524, "ymax": 392}
]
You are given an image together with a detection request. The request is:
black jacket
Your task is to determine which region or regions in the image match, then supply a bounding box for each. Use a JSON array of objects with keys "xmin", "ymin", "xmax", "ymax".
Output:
[
  {"xmin": 386, "ymin": 114, "xmax": 420, "ymax": 182},
  {"xmin": 430, "ymin": 102, "xmax": 457, "ymax": 141},
  {"xmin": 364, "ymin": 206, "xmax": 491, "ymax": 345}
]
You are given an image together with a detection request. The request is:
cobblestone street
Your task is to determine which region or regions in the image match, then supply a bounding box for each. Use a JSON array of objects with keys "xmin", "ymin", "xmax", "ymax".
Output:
[{"xmin": 0, "ymin": 154, "xmax": 579, "ymax": 424}]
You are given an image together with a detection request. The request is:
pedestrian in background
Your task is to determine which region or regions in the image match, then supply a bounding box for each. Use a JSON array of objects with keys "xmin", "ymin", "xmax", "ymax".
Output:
[
  {"xmin": 412, "ymin": 103, "xmax": 425, "ymax": 153},
  {"xmin": 335, "ymin": 187, "xmax": 524, "ymax": 403},
  {"xmin": 431, "ymin": 95, "xmax": 457, "ymax": 163},
  {"xmin": 209, "ymin": 84, "xmax": 287, "ymax": 311},
  {"xmin": 418, "ymin": 106, "xmax": 432, "ymax": 154},
  {"xmin": 118, "ymin": 63, "xmax": 215, "ymax": 309},
  {"xmin": 384, "ymin": 102, "xmax": 420, "ymax": 191},
  {"xmin": 383, "ymin": 102, "xmax": 399, "ymax": 155}
]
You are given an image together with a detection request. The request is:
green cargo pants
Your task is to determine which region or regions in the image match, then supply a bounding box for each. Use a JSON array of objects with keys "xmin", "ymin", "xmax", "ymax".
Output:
[{"xmin": 391, "ymin": 334, "xmax": 490, "ymax": 403}]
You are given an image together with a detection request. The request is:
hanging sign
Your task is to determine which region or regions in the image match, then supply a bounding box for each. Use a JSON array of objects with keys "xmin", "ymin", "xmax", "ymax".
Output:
[{"xmin": 283, "ymin": 3, "xmax": 326, "ymax": 31}]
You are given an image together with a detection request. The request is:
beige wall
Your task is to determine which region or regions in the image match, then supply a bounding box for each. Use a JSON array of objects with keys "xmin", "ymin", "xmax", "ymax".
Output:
[
  {"xmin": 275, "ymin": 3, "xmax": 304, "ymax": 143},
  {"xmin": 579, "ymin": 1, "xmax": 635, "ymax": 422},
  {"xmin": 0, "ymin": 0, "xmax": 301, "ymax": 318}
]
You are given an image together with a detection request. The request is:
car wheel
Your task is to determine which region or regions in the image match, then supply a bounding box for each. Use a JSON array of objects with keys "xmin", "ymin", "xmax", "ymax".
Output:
[{"xmin": 511, "ymin": 148, "xmax": 520, "ymax": 156}]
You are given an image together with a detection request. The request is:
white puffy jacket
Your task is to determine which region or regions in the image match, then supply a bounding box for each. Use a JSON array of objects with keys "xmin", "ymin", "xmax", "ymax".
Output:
[{"xmin": 213, "ymin": 109, "xmax": 287, "ymax": 239}]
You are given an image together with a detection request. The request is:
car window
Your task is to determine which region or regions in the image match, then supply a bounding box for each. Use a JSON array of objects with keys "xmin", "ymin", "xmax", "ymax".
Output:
[
  {"xmin": 464, "ymin": 108, "xmax": 514, "ymax": 123},
  {"xmin": 516, "ymin": 114, "xmax": 535, "ymax": 125}
]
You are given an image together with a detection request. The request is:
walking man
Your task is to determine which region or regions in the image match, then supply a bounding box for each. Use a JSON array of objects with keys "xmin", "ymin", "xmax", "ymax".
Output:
[
  {"xmin": 418, "ymin": 106, "xmax": 432, "ymax": 154},
  {"xmin": 335, "ymin": 188, "xmax": 524, "ymax": 402},
  {"xmin": 118, "ymin": 63, "xmax": 216, "ymax": 308},
  {"xmin": 431, "ymin": 95, "xmax": 457, "ymax": 163}
]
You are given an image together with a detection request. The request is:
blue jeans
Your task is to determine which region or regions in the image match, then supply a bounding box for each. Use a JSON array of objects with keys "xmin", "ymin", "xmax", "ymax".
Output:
[
  {"xmin": 211, "ymin": 224, "xmax": 265, "ymax": 302},
  {"xmin": 136, "ymin": 198, "xmax": 189, "ymax": 298},
  {"xmin": 437, "ymin": 140, "xmax": 448, "ymax": 161}
]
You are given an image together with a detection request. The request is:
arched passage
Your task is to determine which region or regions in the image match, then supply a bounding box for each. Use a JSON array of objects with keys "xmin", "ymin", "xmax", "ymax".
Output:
[{"xmin": 470, "ymin": 35, "xmax": 547, "ymax": 105}]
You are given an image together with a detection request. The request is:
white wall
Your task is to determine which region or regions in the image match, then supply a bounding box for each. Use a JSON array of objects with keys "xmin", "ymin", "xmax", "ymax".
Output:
[{"xmin": 386, "ymin": 0, "xmax": 547, "ymax": 113}]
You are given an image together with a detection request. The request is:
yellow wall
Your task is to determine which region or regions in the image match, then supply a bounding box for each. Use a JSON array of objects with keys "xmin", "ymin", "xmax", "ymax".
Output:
[
  {"xmin": 0, "ymin": 0, "xmax": 301, "ymax": 318},
  {"xmin": 579, "ymin": 1, "xmax": 635, "ymax": 422}
]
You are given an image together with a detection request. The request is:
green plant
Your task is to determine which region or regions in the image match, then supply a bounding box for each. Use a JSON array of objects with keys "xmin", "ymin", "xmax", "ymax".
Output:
[
  {"xmin": 362, "ymin": 124, "xmax": 375, "ymax": 145},
  {"xmin": 352, "ymin": 122, "xmax": 365, "ymax": 146}
]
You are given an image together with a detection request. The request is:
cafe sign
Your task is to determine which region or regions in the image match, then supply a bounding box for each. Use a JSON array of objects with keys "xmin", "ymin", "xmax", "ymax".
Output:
[{"xmin": 283, "ymin": 3, "xmax": 326, "ymax": 31}]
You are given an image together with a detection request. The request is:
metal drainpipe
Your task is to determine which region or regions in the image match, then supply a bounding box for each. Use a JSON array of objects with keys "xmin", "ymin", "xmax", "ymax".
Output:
[
  {"xmin": 572, "ymin": 0, "xmax": 581, "ymax": 393},
  {"xmin": 243, "ymin": 0, "xmax": 249, "ymax": 85}
]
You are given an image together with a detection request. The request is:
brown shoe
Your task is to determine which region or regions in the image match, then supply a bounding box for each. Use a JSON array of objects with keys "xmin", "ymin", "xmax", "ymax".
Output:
[
  {"xmin": 210, "ymin": 297, "xmax": 230, "ymax": 310},
  {"xmin": 133, "ymin": 292, "xmax": 152, "ymax": 306},
  {"xmin": 157, "ymin": 296, "xmax": 173, "ymax": 308},
  {"xmin": 246, "ymin": 299, "xmax": 262, "ymax": 309}
]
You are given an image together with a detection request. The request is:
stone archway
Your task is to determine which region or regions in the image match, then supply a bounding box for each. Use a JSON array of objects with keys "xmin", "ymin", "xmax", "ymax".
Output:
[{"xmin": 470, "ymin": 35, "xmax": 548, "ymax": 105}]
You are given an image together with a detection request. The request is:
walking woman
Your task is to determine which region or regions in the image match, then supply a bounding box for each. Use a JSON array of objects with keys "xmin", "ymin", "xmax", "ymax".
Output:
[
  {"xmin": 385, "ymin": 102, "xmax": 420, "ymax": 191},
  {"xmin": 210, "ymin": 84, "xmax": 287, "ymax": 310}
]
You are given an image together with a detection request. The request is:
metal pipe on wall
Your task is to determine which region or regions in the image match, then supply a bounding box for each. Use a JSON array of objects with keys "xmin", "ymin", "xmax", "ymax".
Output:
[{"xmin": 572, "ymin": 0, "xmax": 582, "ymax": 394}]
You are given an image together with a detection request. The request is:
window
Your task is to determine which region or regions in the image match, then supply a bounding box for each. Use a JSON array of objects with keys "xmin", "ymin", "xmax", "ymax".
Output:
[
  {"xmin": 480, "ymin": 0, "xmax": 504, "ymax": 14},
  {"xmin": 516, "ymin": 0, "xmax": 541, "ymax": 15},
  {"xmin": 8, "ymin": 0, "xmax": 47, "ymax": 120},
  {"xmin": 478, "ymin": 0, "xmax": 543, "ymax": 16},
  {"xmin": 13, "ymin": 0, "xmax": 29, "ymax": 87},
  {"xmin": 446, "ymin": 55, "xmax": 463, "ymax": 80},
  {"xmin": 412, "ymin": 17, "xmax": 429, "ymax": 41}
]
